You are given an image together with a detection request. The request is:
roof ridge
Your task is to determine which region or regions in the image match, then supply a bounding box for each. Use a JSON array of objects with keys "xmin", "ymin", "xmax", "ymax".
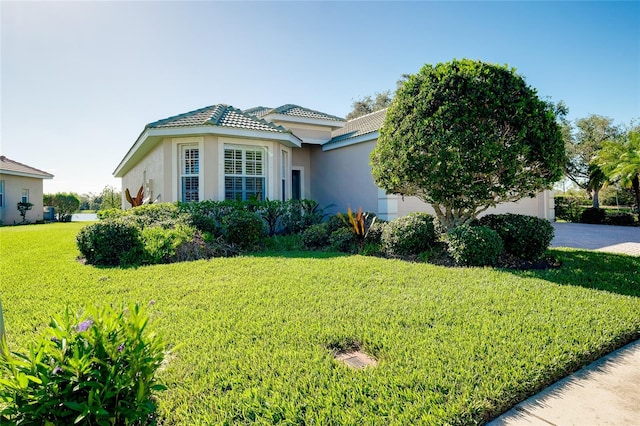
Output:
[
  {"xmin": 147, "ymin": 104, "xmax": 219, "ymax": 128},
  {"xmin": 346, "ymin": 107, "xmax": 389, "ymax": 123},
  {"xmin": 207, "ymin": 104, "xmax": 230, "ymax": 126},
  {"xmin": 270, "ymin": 104, "xmax": 346, "ymax": 122},
  {"xmin": 226, "ymin": 106, "xmax": 291, "ymax": 132}
]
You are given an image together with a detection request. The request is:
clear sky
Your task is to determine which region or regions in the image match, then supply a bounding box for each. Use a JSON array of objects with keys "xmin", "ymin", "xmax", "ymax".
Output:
[{"xmin": 2, "ymin": 1, "xmax": 639, "ymax": 195}]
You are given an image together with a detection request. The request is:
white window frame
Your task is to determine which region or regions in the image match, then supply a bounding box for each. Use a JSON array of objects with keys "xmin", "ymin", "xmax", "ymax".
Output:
[
  {"xmin": 281, "ymin": 150, "xmax": 289, "ymax": 202},
  {"xmin": 21, "ymin": 189, "xmax": 29, "ymax": 203},
  {"xmin": 223, "ymin": 144, "xmax": 268, "ymax": 201},
  {"xmin": 180, "ymin": 144, "xmax": 200, "ymax": 202}
]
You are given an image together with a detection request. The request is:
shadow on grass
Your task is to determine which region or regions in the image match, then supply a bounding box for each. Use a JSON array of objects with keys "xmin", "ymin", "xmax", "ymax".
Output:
[{"xmin": 509, "ymin": 248, "xmax": 640, "ymax": 297}]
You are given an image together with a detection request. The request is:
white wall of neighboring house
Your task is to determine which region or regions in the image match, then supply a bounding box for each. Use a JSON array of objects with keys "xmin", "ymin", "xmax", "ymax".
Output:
[{"xmin": 0, "ymin": 174, "xmax": 45, "ymax": 225}]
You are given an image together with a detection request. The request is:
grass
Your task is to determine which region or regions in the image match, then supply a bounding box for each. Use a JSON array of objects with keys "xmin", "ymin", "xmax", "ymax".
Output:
[{"xmin": 1, "ymin": 223, "xmax": 640, "ymax": 425}]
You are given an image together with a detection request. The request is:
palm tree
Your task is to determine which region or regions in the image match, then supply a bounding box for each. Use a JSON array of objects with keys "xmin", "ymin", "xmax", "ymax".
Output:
[{"xmin": 593, "ymin": 131, "xmax": 640, "ymax": 220}]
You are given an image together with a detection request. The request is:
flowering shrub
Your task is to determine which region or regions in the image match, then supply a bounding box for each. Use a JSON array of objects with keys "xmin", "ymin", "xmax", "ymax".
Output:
[{"xmin": 0, "ymin": 303, "xmax": 168, "ymax": 425}]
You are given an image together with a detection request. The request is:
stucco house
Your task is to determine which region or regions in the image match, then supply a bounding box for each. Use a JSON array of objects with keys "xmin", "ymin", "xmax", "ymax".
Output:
[
  {"xmin": 113, "ymin": 104, "xmax": 554, "ymax": 221},
  {"xmin": 0, "ymin": 155, "xmax": 54, "ymax": 225}
]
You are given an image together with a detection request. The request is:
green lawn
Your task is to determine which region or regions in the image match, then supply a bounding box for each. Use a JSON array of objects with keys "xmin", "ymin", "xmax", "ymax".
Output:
[{"xmin": 1, "ymin": 223, "xmax": 639, "ymax": 425}]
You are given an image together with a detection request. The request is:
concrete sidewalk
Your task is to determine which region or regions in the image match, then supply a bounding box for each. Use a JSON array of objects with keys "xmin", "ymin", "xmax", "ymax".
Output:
[
  {"xmin": 487, "ymin": 340, "xmax": 640, "ymax": 425},
  {"xmin": 488, "ymin": 222, "xmax": 640, "ymax": 425}
]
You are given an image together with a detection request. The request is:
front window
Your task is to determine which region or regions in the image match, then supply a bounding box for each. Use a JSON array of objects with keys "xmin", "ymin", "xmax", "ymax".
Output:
[
  {"xmin": 180, "ymin": 145, "xmax": 199, "ymax": 202},
  {"xmin": 224, "ymin": 145, "xmax": 266, "ymax": 201},
  {"xmin": 21, "ymin": 189, "xmax": 29, "ymax": 203},
  {"xmin": 281, "ymin": 150, "xmax": 288, "ymax": 202}
]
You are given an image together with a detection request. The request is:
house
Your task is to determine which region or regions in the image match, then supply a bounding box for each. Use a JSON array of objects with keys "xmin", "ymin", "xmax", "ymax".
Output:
[
  {"xmin": 113, "ymin": 104, "xmax": 554, "ymax": 221},
  {"xmin": 0, "ymin": 156, "xmax": 54, "ymax": 225}
]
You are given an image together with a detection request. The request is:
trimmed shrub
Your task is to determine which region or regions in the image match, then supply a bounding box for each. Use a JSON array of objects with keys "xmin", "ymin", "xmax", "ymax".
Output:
[
  {"xmin": 382, "ymin": 212, "xmax": 437, "ymax": 256},
  {"xmin": 222, "ymin": 210, "xmax": 266, "ymax": 250},
  {"xmin": 446, "ymin": 225, "xmax": 503, "ymax": 266},
  {"xmin": 302, "ymin": 223, "xmax": 330, "ymax": 250},
  {"xmin": 189, "ymin": 213, "xmax": 222, "ymax": 236},
  {"xmin": 326, "ymin": 214, "xmax": 350, "ymax": 235},
  {"xmin": 0, "ymin": 304, "xmax": 167, "ymax": 425},
  {"xmin": 606, "ymin": 212, "xmax": 636, "ymax": 226},
  {"xmin": 477, "ymin": 214, "xmax": 554, "ymax": 260},
  {"xmin": 554, "ymin": 196, "xmax": 586, "ymax": 222},
  {"xmin": 141, "ymin": 224, "xmax": 196, "ymax": 264},
  {"xmin": 365, "ymin": 221, "xmax": 386, "ymax": 246},
  {"xmin": 329, "ymin": 227, "xmax": 356, "ymax": 253},
  {"xmin": 76, "ymin": 219, "xmax": 144, "ymax": 266},
  {"xmin": 580, "ymin": 207, "xmax": 606, "ymax": 224}
]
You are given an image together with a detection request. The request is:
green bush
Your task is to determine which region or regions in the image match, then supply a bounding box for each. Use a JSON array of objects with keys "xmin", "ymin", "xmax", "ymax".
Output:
[
  {"xmin": 365, "ymin": 221, "xmax": 386, "ymax": 246},
  {"xmin": 580, "ymin": 207, "xmax": 606, "ymax": 224},
  {"xmin": 446, "ymin": 225, "xmax": 504, "ymax": 266},
  {"xmin": 302, "ymin": 223, "xmax": 330, "ymax": 250},
  {"xmin": 0, "ymin": 303, "xmax": 167, "ymax": 425},
  {"xmin": 606, "ymin": 212, "xmax": 636, "ymax": 226},
  {"xmin": 477, "ymin": 214, "xmax": 554, "ymax": 260},
  {"xmin": 281, "ymin": 199, "xmax": 327, "ymax": 234},
  {"xmin": 554, "ymin": 196, "xmax": 586, "ymax": 222},
  {"xmin": 329, "ymin": 227, "xmax": 356, "ymax": 253},
  {"xmin": 141, "ymin": 224, "xmax": 196, "ymax": 264},
  {"xmin": 382, "ymin": 212, "xmax": 437, "ymax": 256},
  {"xmin": 222, "ymin": 210, "xmax": 266, "ymax": 250},
  {"xmin": 325, "ymin": 214, "xmax": 349, "ymax": 235},
  {"xmin": 76, "ymin": 219, "xmax": 144, "ymax": 266}
]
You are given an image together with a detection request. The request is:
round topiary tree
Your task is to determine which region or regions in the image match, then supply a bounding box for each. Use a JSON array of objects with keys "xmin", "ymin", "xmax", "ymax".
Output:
[{"xmin": 371, "ymin": 59, "xmax": 565, "ymax": 230}]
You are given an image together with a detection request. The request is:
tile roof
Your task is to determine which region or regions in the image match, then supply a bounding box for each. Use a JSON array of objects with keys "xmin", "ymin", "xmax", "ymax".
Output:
[
  {"xmin": 0, "ymin": 155, "xmax": 54, "ymax": 178},
  {"xmin": 147, "ymin": 104, "xmax": 290, "ymax": 133},
  {"xmin": 327, "ymin": 108, "xmax": 387, "ymax": 145},
  {"xmin": 245, "ymin": 104, "xmax": 346, "ymax": 122}
]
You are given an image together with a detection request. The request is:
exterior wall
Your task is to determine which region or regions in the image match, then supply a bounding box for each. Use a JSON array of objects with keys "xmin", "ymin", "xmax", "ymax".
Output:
[
  {"xmin": 0, "ymin": 174, "xmax": 45, "ymax": 224},
  {"xmin": 121, "ymin": 135, "xmax": 291, "ymax": 205},
  {"xmin": 121, "ymin": 140, "xmax": 167, "ymax": 207},
  {"xmin": 271, "ymin": 122, "xmax": 333, "ymax": 145},
  {"xmin": 309, "ymin": 141, "xmax": 379, "ymax": 215},
  {"xmin": 394, "ymin": 190, "xmax": 555, "ymax": 221},
  {"xmin": 292, "ymin": 145, "xmax": 312, "ymax": 199}
]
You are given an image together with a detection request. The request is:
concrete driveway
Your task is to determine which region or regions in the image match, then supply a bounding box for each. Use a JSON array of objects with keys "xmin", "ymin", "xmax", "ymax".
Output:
[{"xmin": 551, "ymin": 222, "xmax": 640, "ymax": 256}]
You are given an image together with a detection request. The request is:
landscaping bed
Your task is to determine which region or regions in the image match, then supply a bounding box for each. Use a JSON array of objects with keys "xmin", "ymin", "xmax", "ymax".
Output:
[{"xmin": 2, "ymin": 223, "xmax": 640, "ymax": 424}]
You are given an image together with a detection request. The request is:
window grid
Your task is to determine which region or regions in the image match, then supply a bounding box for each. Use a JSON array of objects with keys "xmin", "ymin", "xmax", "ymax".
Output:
[
  {"xmin": 21, "ymin": 189, "xmax": 29, "ymax": 204},
  {"xmin": 180, "ymin": 146, "xmax": 199, "ymax": 202},
  {"xmin": 224, "ymin": 146, "xmax": 266, "ymax": 201}
]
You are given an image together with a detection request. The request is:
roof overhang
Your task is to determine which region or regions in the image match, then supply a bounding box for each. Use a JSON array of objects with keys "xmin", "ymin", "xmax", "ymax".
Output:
[
  {"xmin": 0, "ymin": 170, "xmax": 54, "ymax": 179},
  {"xmin": 263, "ymin": 113, "xmax": 345, "ymax": 130},
  {"xmin": 113, "ymin": 126, "xmax": 302, "ymax": 177},
  {"xmin": 322, "ymin": 131, "xmax": 379, "ymax": 151}
]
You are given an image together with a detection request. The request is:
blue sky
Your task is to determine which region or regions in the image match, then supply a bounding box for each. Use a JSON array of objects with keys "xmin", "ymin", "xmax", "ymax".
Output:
[{"xmin": 2, "ymin": 1, "xmax": 639, "ymax": 195}]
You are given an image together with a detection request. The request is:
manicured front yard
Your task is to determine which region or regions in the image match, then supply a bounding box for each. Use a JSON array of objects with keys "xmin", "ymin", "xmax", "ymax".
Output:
[{"xmin": 1, "ymin": 223, "xmax": 639, "ymax": 424}]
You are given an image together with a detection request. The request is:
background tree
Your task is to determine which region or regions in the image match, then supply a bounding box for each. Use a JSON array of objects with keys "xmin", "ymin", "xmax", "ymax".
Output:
[
  {"xmin": 593, "ymin": 130, "xmax": 640, "ymax": 220},
  {"xmin": 564, "ymin": 115, "xmax": 621, "ymax": 207},
  {"xmin": 346, "ymin": 91, "xmax": 393, "ymax": 120},
  {"xmin": 371, "ymin": 59, "xmax": 565, "ymax": 230},
  {"xmin": 51, "ymin": 193, "xmax": 81, "ymax": 222},
  {"xmin": 99, "ymin": 185, "xmax": 122, "ymax": 210}
]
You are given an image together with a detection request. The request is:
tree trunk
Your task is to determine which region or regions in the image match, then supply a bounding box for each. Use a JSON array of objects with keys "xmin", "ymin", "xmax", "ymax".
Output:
[{"xmin": 592, "ymin": 188, "xmax": 600, "ymax": 208}]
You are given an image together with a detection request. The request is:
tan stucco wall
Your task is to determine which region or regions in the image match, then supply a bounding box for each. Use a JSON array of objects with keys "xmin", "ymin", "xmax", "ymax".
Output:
[
  {"xmin": 0, "ymin": 174, "xmax": 45, "ymax": 224},
  {"xmin": 271, "ymin": 122, "xmax": 333, "ymax": 144},
  {"xmin": 120, "ymin": 135, "xmax": 291, "ymax": 205},
  {"xmin": 396, "ymin": 190, "xmax": 555, "ymax": 221},
  {"xmin": 309, "ymin": 141, "xmax": 379, "ymax": 214},
  {"xmin": 121, "ymin": 139, "xmax": 167, "ymax": 208}
]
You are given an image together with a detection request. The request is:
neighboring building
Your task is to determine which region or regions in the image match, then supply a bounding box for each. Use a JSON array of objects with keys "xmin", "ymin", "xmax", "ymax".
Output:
[
  {"xmin": 0, "ymin": 156, "xmax": 54, "ymax": 225},
  {"xmin": 113, "ymin": 104, "xmax": 554, "ymax": 221}
]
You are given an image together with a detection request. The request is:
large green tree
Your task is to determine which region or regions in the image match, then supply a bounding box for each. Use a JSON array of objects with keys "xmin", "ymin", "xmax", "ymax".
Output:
[
  {"xmin": 593, "ymin": 130, "xmax": 640, "ymax": 220},
  {"xmin": 564, "ymin": 115, "xmax": 621, "ymax": 207},
  {"xmin": 371, "ymin": 59, "xmax": 565, "ymax": 230}
]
